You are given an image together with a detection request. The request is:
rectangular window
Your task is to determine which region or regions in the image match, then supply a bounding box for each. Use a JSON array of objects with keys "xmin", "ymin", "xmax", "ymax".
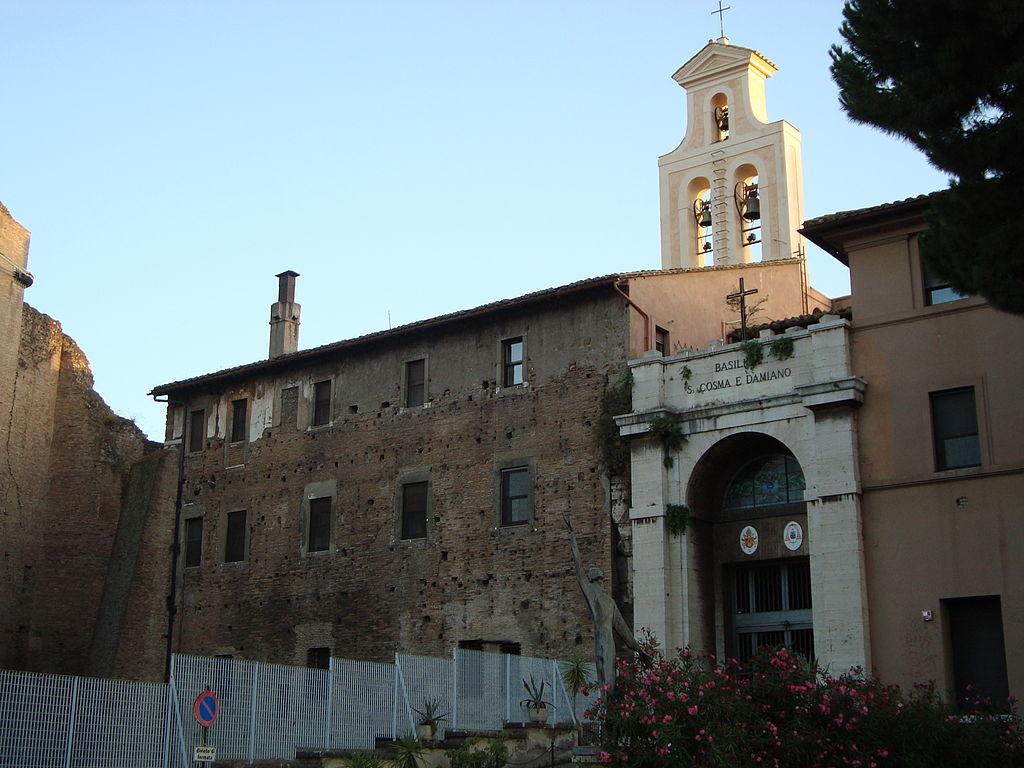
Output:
[
  {"xmin": 405, "ymin": 359, "xmax": 426, "ymax": 407},
  {"xmin": 732, "ymin": 561, "xmax": 813, "ymax": 664},
  {"xmin": 313, "ymin": 380, "xmax": 331, "ymax": 426},
  {"xmin": 308, "ymin": 497, "xmax": 331, "ymax": 552},
  {"xmin": 945, "ymin": 596, "xmax": 1009, "ymax": 710},
  {"xmin": 184, "ymin": 517, "xmax": 203, "ymax": 568},
  {"xmin": 500, "ymin": 466, "xmax": 530, "ymax": 526},
  {"xmin": 923, "ymin": 260, "xmax": 967, "ymax": 305},
  {"xmin": 230, "ymin": 398, "xmax": 248, "ymax": 443},
  {"xmin": 225, "ymin": 510, "xmax": 247, "ymax": 563},
  {"xmin": 306, "ymin": 647, "xmax": 331, "ymax": 670},
  {"xmin": 188, "ymin": 409, "xmax": 205, "ymax": 453},
  {"xmin": 401, "ymin": 481, "xmax": 428, "ymax": 540},
  {"xmin": 502, "ymin": 337, "xmax": 524, "ymax": 387},
  {"xmin": 930, "ymin": 387, "xmax": 981, "ymax": 471},
  {"xmin": 654, "ymin": 326, "xmax": 669, "ymax": 355}
]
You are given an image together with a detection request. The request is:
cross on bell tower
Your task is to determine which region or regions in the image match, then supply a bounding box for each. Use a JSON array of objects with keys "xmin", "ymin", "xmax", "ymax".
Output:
[{"xmin": 712, "ymin": 1, "xmax": 731, "ymax": 40}]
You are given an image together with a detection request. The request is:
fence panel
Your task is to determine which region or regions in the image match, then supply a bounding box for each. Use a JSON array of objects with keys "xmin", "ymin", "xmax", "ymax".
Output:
[
  {"xmin": 0, "ymin": 670, "xmax": 74, "ymax": 768},
  {"xmin": 331, "ymin": 658, "xmax": 395, "ymax": 750},
  {"xmin": 249, "ymin": 660, "xmax": 330, "ymax": 759},
  {"xmin": 170, "ymin": 654, "xmax": 257, "ymax": 761},
  {"xmin": 69, "ymin": 676, "xmax": 167, "ymax": 767},
  {"xmin": 452, "ymin": 648, "xmax": 504, "ymax": 732},
  {"xmin": 395, "ymin": 653, "xmax": 452, "ymax": 740}
]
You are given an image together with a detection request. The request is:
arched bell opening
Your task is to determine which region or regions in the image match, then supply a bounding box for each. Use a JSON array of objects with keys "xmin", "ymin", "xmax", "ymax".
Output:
[
  {"xmin": 687, "ymin": 177, "xmax": 713, "ymax": 267},
  {"xmin": 711, "ymin": 92, "xmax": 730, "ymax": 142},
  {"xmin": 686, "ymin": 432, "xmax": 813, "ymax": 664},
  {"xmin": 733, "ymin": 164, "xmax": 763, "ymax": 262}
]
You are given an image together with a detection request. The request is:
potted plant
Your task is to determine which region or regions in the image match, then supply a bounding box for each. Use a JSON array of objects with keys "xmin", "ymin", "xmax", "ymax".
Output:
[
  {"xmin": 412, "ymin": 696, "xmax": 449, "ymax": 741},
  {"xmin": 521, "ymin": 675, "xmax": 552, "ymax": 724}
]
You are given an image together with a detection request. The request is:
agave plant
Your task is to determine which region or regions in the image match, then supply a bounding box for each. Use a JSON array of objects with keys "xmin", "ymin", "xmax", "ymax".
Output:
[
  {"xmin": 347, "ymin": 752, "xmax": 387, "ymax": 768},
  {"xmin": 412, "ymin": 696, "xmax": 449, "ymax": 738},
  {"xmin": 520, "ymin": 675, "xmax": 552, "ymax": 709},
  {"xmin": 390, "ymin": 735, "xmax": 425, "ymax": 768}
]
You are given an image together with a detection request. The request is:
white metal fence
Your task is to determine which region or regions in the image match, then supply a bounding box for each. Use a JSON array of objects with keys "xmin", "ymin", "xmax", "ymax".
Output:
[{"xmin": 0, "ymin": 649, "xmax": 597, "ymax": 767}]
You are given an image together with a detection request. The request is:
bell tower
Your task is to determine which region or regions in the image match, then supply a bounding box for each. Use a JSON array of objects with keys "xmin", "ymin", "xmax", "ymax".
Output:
[{"xmin": 659, "ymin": 38, "xmax": 805, "ymax": 269}]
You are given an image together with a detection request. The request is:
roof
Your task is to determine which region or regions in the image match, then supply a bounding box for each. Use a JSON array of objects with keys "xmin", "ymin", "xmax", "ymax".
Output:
[
  {"xmin": 801, "ymin": 193, "xmax": 941, "ymax": 264},
  {"xmin": 726, "ymin": 306, "xmax": 853, "ymax": 343},
  {"xmin": 150, "ymin": 273, "xmax": 622, "ymax": 396},
  {"xmin": 674, "ymin": 40, "xmax": 777, "ymax": 81}
]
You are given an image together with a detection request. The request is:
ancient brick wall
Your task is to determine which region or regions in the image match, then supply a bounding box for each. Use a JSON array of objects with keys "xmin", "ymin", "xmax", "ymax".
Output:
[
  {"xmin": 0, "ymin": 303, "xmax": 175, "ymax": 677},
  {"xmin": 168, "ymin": 292, "xmax": 633, "ymax": 665}
]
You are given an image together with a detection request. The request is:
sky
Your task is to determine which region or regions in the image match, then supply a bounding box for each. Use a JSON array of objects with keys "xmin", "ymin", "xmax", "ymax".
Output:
[{"xmin": 4, "ymin": 1, "xmax": 948, "ymax": 441}]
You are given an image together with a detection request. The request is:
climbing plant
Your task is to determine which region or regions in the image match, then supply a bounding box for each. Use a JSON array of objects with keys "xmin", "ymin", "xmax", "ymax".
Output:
[
  {"xmin": 768, "ymin": 336, "xmax": 795, "ymax": 361},
  {"xmin": 665, "ymin": 504, "xmax": 690, "ymax": 535},
  {"xmin": 647, "ymin": 413, "xmax": 685, "ymax": 468},
  {"xmin": 741, "ymin": 340, "xmax": 764, "ymax": 370},
  {"xmin": 598, "ymin": 372, "xmax": 634, "ymax": 475}
]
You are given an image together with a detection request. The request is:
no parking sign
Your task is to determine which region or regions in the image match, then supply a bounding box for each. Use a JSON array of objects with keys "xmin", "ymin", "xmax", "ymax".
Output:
[{"xmin": 193, "ymin": 690, "xmax": 220, "ymax": 728}]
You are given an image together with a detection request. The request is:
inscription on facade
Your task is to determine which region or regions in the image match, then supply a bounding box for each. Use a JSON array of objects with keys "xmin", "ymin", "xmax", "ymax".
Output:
[{"xmin": 684, "ymin": 358, "xmax": 793, "ymax": 395}]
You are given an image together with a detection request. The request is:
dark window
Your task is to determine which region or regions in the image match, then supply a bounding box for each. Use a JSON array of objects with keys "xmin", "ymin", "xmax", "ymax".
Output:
[
  {"xmin": 308, "ymin": 497, "xmax": 331, "ymax": 552},
  {"xmin": 945, "ymin": 596, "xmax": 1009, "ymax": 710},
  {"xmin": 930, "ymin": 388, "xmax": 981, "ymax": 471},
  {"xmin": 500, "ymin": 466, "xmax": 530, "ymax": 526},
  {"xmin": 654, "ymin": 327, "xmax": 669, "ymax": 355},
  {"xmin": 722, "ymin": 454, "xmax": 805, "ymax": 512},
  {"xmin": 188, "ymin": 409, "xmax": 205, "ymax": 453},
  {"xmin": 502, "ymin": 337, "xmax": 524, "ymax": 386},
  {"xmin": 401, "ymin": 481, "xmax": 428, "ymax": 540},
  {"xmin": 230, "ymin": 399, "xmax": 248, "ymax": 443},
  {"xmin": 405, "ymin": 359, "xmax": 426, "ymax": 407},
  {"xmin": 924, "ymin": 260, "xmax": 967, "ymax": 306},
  {"xmin": 313, "ymin": 380, "xmax": 331, "ymax": 426},
  {"xmin": 184, "ymin": 517, "xmax": 203, "ymax": 568},
  {"xmin": 306, "ymin": 647, "xmax": 331, "ymax": 670},
  {"xmin": 225, "ymin": 510, "xmax": 247, "ymax": 562},
  {"xmin": 732, "ymin": 560, "xmax": 813, "ymax": 664}
]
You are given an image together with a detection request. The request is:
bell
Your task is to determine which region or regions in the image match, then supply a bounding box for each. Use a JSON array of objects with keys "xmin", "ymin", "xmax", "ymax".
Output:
[
  {"xmin": 715, "ymin": 105, "xmax": 729, "ymax": 133},
  {"xmin": 698, "ymin": 204, "xmax": 712, "ymax": 228},
  {"xmin": 743, "ymin": 189, "xmax": 760, "ymax": 221}
]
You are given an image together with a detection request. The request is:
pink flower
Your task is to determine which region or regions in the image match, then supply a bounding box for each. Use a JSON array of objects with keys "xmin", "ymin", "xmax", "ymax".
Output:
[
  {"xmin": 687, "ymin": 705, "xmax": 699, "ymax": 716},
  {"xmin": 598, "ymin": 753, "xmax": 611, "ymax": 765}
]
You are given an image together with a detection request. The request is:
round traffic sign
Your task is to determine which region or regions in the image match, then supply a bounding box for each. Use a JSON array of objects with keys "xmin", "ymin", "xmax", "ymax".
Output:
[{"xmin": 193, "ymin": 690, "xmax": 220, "ymax": 728}]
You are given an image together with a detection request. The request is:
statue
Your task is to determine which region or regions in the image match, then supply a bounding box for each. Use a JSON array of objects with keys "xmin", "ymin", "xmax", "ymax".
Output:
[{"xmin": 563, "ymin": 513, "xmax": 646, "ymax": 697}]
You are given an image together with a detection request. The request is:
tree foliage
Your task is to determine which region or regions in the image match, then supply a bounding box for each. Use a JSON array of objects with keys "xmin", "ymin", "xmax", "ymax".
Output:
[{"xmin": 830, "ymin": 0, "xmax": 1024, "ymax": 314}]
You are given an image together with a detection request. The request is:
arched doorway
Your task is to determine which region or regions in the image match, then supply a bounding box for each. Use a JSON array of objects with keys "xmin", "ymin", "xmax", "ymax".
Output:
[{"xmin": 687, "ymin": 432, "xmax": 813, "ymax": 663}]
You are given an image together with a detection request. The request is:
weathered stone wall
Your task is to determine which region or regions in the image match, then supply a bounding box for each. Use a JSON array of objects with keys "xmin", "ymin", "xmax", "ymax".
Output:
[{"xmin": 169, "ymin": 291, "xmax": 633, "ymax": 664}]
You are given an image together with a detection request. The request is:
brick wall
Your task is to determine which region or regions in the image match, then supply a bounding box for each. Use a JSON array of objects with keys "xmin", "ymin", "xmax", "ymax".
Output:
[{"xmin": 168, "ymin": 293, "xmax": 632, "ymax": 664}]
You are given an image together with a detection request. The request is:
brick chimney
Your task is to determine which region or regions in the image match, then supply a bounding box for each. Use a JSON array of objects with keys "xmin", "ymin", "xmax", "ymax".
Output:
[{"xmin": 269, "ymin": 270, "xmax": 300, "ymax": 358}]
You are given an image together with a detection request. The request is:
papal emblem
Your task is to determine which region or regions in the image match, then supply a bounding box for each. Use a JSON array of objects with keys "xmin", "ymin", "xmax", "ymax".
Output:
[{"xmin": 739, "ymin": 525, "xmax": 759, "ymax": 555}]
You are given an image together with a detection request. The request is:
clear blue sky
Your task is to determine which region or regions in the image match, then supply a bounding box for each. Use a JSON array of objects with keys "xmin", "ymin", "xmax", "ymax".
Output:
[{"xmin": 4, "ymin": 1, "xmax": 947, "ymax": 440}]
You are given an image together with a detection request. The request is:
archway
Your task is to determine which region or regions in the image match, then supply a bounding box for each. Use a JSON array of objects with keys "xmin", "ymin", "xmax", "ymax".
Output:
[{"xmin": 686, "ymin": 432, "xmax": 812, "ymax": 663}]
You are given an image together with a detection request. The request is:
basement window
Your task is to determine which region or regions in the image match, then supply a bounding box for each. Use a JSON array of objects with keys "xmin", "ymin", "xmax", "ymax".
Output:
[{"xmin": 307, "ymin": 647, "xmax": 330, "ymax": 670}]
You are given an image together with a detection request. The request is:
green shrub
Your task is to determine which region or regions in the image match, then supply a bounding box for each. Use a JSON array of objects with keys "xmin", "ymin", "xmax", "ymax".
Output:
[{"xmin": 590, "ymin": 645, "xmax": 1024, "ymax": 768}]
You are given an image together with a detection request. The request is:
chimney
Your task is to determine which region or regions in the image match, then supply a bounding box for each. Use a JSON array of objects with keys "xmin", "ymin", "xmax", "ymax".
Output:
[{"xmin": 269, "ymin": 270, "xmax": 300, "ymax": 358}]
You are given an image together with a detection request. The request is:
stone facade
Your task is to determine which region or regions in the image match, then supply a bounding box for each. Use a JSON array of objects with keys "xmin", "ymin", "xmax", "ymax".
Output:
[{"xmin": 619, "ymin": 315, "xmax": 870, "ymax": 673}]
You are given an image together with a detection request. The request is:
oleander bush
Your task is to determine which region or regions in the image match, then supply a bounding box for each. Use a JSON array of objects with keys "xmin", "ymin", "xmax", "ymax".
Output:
[{"xmin": 588, "ymin": 643, "xmax": 1023, "ymax": 768}]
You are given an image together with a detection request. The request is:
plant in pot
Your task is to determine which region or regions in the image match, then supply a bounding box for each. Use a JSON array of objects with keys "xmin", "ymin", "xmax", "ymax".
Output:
[
  {"xmin": 521, "ymin": 676, "xmax": 553, "ymax": 724},
  {"xmin": 412, "ymin": 696, "xmax": 449, "ymax": 742}
]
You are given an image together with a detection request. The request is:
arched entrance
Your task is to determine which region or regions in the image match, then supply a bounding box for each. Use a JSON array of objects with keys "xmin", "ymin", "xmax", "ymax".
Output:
[{"xmin": 687, "ymin": 432, "xmax": 813, "ymax": 663}]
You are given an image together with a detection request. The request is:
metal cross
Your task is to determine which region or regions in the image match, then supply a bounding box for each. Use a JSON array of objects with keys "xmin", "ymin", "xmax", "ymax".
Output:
[
  {"xmin": 712, "ymin": 0, "xmax": 731, "ymax": 39},
  {"xmin": 727, "ymin": 277, "xmax": 759, "ymax": 341}
]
